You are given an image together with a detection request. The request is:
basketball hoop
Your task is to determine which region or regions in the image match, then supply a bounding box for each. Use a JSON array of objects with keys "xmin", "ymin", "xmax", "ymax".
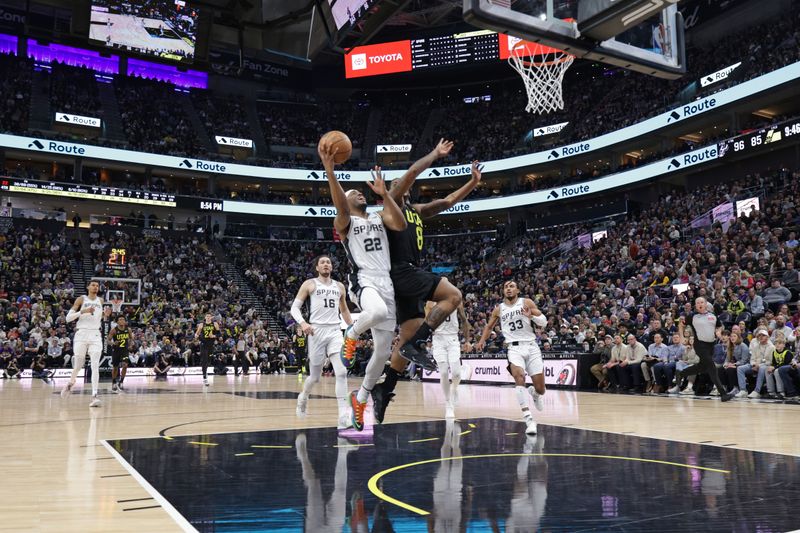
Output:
[
  {"xmin": 111, "ymin": 298, "xmax": 123, "ymax": 315},
  {"xmin": 508, "ymin": 44, "xmax": 575, "ymax": 115}
]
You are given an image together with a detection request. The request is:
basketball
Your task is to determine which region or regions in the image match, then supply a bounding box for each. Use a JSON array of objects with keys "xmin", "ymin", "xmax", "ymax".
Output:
[{"xmin": 319, "ymin": 130, "xmax": 352, "ymax": 164}]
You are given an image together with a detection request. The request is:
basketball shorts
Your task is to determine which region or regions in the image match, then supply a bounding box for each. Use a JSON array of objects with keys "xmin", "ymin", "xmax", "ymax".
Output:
[
  {"xmin": 507, "ymin": 341, "xmax": 544, "ymax": 377},
  {"xmin": 308, "ymin": 325, "xmax": 344, "ymax": 366},
  {"xmin": 74, "ymin": 330, "xmax": 102, "ymax": 357},
  {"xmin": 349, "ymin": 272, "xmax": 396, "ymax": 331},
  {"xmin": 111, "ymin": 349, "xmax": 130, "ymax": 366},
  {"xmin": 432, "ymin": 334, "xmax": 461, "ymax": 366},
  {"xmin": 390, "ymin": 263, "xmax": 441, "ymax": 324}
]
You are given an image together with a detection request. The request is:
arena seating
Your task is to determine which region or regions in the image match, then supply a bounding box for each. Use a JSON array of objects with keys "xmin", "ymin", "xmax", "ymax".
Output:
[
  {"xmin": 0, "ymin": 6, "xmax": 795, "ymax": 170},
  {"xmin": 49, "ymin": 62, "xmax": 103, "ymax": 120}
]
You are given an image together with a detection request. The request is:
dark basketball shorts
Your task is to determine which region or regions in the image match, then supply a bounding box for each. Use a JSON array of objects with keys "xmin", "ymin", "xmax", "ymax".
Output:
[
  {"xmin": 390, "ymin": 262, "xmax": 442, "ymax": 324},
  {"xmin": 111, "ymin": 350, "xmax": 130, "ymax": 366}
]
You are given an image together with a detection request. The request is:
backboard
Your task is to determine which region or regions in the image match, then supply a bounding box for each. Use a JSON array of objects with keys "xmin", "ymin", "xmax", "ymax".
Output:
[{"xmin": 463, "ymin": 0, "xmax": 685, "ymax": 79}]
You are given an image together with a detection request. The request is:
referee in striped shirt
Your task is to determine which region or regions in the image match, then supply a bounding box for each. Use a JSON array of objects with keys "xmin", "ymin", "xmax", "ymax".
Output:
[{"xmin": 669, "ymin": 297, "xmax": 735, "ymax": 402}]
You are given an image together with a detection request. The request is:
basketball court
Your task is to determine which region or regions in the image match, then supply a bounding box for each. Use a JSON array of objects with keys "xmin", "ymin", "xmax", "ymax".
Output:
[
  {"xmin": 2, "ymin": 375, "xmax": 799, "ymax": 531},
  {"xmin": 6, "ymin": 1, "xmax": 800, "ymax": 532}
]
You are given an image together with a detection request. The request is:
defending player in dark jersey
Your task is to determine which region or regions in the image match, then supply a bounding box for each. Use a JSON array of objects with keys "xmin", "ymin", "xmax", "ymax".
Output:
[
  {"xmin": 195, "ymin": 313, "xmax": 220, "ymax": 387},
  {"xmin": 108, "ymin": 316, "xmax": 132, "ymax": 393},
  {"xmin": 372, "ymin": 146, "xmax": 483, "ymax": 423}
]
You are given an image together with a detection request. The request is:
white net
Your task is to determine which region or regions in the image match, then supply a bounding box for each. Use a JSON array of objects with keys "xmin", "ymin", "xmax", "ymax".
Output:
[{"xmin": 508, "ymin": 50, "xmax": 574, "ymax": 114}]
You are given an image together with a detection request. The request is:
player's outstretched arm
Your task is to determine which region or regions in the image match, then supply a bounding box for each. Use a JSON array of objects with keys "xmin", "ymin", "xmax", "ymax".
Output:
[
  {"xmin": 388, "ymin": 138, "xmax": 454, "ymax": 204},
  {"xmin": 319, "ymin": 138, "xmax": 350, "ymax": 235},
  {"xmin": 369, "ymin": 166, "xmax": 407, "ymax": 231},
  {"xmin": 290, "ymin": 280, "xmax": 314, "ymax": 336},
  {"xmin": 415, "ymin": 160, "xmax": 482, "ymax": 219},
  {"xmin": 475, "ymin": 305, "xmax": 500, "ymax": 351},
  {"xmin": 338, "ymin": 282, "xmax": 353, "ymax": 326}
]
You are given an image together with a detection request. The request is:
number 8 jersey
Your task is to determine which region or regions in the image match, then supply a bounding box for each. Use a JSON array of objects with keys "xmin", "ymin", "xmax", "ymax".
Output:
[
  {"xmin": 343, "ymin": 213, "xmax": 392, "ymax": 275},
  {"xmin": 500, "ymin": 298, "xmax": 535, "ymax": 343}
]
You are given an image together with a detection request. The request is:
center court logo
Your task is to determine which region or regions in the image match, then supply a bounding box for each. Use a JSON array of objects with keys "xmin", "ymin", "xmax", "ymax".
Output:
[{"xmin": 351, "ymin": 53, "xmax": 367, "ymax": 70}]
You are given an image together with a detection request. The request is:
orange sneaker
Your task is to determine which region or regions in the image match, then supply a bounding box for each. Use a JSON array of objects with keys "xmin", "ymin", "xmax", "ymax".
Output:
[
  {"xmin": 349, "ymin": 391, "xmax": 366, "ymax": 431},
  {"xmin": 340, "ymin": 326, "xmax": 358, "ymax": 369}
]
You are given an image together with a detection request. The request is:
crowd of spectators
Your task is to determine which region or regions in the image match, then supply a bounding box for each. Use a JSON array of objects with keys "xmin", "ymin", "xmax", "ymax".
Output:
[
  {"xmin": 194, "ymin": 93, "xmax": 251, "ymax": 141},
  {"xmin": 0, "ymin": 224, "xmax": 81, "ymax": 378},
  {"xmin": 0, "ymin": 53, "xmax": 30, "ymax": 135},
  {"xmin": 259, "ymin": 100, "xmax": 368, "ymax": 150},
  {"xmin": 49, "ymin": 62, "xmax": 102, "ymax": 119},
  {"xmin": 116, "ymin": 75, "xmax": 204, "ymax": 157}
]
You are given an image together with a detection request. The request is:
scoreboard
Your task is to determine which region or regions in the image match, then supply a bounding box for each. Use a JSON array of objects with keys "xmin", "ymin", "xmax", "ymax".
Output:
[
  {"xmin": 410, "ymin": 30, "xmax": 500, "ymax": 70},
  {"xmin": 345, "ymin": 31, "xmax": 556, "ymax": 78},
  {"xmin": 107, "ymin": 247, "xmax": 127, "ymax": 275},
  {"xmin": 717, "ymin": 118, "xmax": 800, "ymax": 159}
]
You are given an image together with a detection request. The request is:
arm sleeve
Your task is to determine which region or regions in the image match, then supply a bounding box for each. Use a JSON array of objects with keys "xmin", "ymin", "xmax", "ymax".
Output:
[
  {"xmin": 66, "ymin": 309, "xmax": 82, "ymax": 323},
  {"xmin": 531, "ymin": 314, "xmax": 547, "ymax": 328},
  {"xmin": 290, "ymin": 298, "xmax": 306, "ymax": 325}
]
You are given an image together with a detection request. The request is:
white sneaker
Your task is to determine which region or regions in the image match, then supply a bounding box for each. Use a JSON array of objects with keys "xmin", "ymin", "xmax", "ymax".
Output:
[
  {"xmin": 203, "ymin": 378, "xmax": 210, "ymax": 387},
  {"xmin": 680, "ymin": 384, "xmax": 694, "ymax": 395},
  {"xmin": 667, "ymin": 384, "xmax": 680, "ymax": 394},
  {"xmin": 111, "ymin": 384, "xmax": 120, "ymax": 394},
  {"xmin": 337, "ymin": 414, "xmax": 354, "ymax": 430},
  {"xmin": 89, "ymin": 395, "xmax": 102, "ymax": 408},
  {"xmin": 709, "ymin": 388, "xmax": 720, "ymax": 396},
  {"xmin": 528, "ymin": 388, "xmax": 544, "ymax": 411},
  {"xmin": 748, "ymin": 391, "xmax": 761, "ymax": 399},
  {"xmin": 735, "ymin": 390, "xmax": 748, "ymax": 398},
  {"xmin": 525, "ymin": 420, "xmax": 537, "ymax": 435},
  {"xmin": 60, "ymin": 382, "xmax": 74, "ymax": 398},
  {"xmin": 296, "ymin": 393, "xmax": 308, "ymax": 416},
  {"xmin": 445, "ymin": 402, "xmax": 455, "ymax": 419}
]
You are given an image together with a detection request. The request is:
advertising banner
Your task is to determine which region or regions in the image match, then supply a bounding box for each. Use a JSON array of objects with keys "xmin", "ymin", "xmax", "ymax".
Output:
[
  {"xmin": 421, "ymin": 357, "xmax": 578, "ymax": 387},
  {"xmin": 55, "ymin": 112, "xmax": 101, "ymax": 128}
]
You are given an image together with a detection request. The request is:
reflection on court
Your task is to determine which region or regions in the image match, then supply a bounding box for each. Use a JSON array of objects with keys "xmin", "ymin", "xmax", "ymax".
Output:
[{"xmin": 107, "ymin": 417, "xmax": 800, "ymax": 532}]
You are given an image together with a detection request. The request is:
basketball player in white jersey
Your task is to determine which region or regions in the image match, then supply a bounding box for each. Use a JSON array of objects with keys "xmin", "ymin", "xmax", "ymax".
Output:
[
  {"xmin": 318, "ymin": 139, "xmax": 406, "ymax": 431},
  {"xmin": 475, "ymin": 281, "xmax": 547, "ymax": 434},
  {"xmin": 291, "ymin": 255, "xmax": 353, "ymax": 429},
  {"xmin": 61, "ymin": 280, "xmax": 104, "ymax": 407},
  {"xmin": 427, "ymin": 301, "xmax": 471, "ymax": 418}
]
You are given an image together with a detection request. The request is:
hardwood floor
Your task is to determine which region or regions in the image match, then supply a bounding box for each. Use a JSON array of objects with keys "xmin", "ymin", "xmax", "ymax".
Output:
[{"xmin": 1, "ymin": 373, "xmax": 798, "ymax": 531}]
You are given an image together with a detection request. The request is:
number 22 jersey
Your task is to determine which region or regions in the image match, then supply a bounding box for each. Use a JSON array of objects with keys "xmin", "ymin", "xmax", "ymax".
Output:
[{"xmin": 342, "ymin": 213, "xmax": 391, "ymax": 275}]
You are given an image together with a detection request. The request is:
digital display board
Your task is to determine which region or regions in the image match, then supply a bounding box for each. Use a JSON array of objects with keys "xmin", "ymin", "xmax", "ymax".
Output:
[
  {"xmin": 345, "ymin": 30, "xmax": 556, "ymax": 78},
  {"xmin": 107, "ymin": 247, "xmax": 127, "ymax": 274},
  {"xmin": 717, "ymin": 118, "xmax": 800, "ymax": 159},
  {"xmin": 89, "ymin": 0, "xmax": 198, "ymax": 63},
  {"xmin": 1, "ymin": 178, "xmax": 178, "ymax": 207},
  {"xmin": 328, "ymin": 0, "xmax": 380, "ymax": 30}
]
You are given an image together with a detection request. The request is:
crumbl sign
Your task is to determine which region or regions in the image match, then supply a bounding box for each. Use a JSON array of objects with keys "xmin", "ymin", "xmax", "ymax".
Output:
[{"xmin": 55, "ymin": 112, "xmax": 101, "ymax": 128}]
